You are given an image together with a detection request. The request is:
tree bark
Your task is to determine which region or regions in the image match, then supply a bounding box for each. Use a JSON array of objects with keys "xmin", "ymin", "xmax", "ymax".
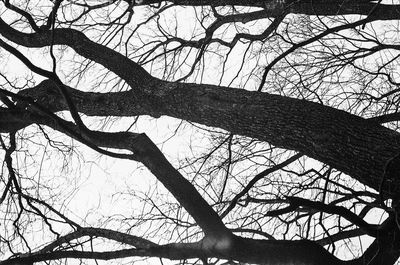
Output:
[
  {"xmin": 0, "ymin": 15, "xmax": 399, "ymax": 195},
  {"xmin": 1, "ymin": 10, "xmax": 400, "ymax": 265},
  {"xmin": 5, "ymin": 78, "xmax": 400, "ymax": 197},
  {"xmin": 130, "ymin": 0, "xmax": 400, "ymax": 20}
]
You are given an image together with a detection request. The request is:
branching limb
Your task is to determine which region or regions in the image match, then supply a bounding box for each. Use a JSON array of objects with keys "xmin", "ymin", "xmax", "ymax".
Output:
[{"xmin": 267, "ymin": 196, "xmax": 380, "ymax": 236}]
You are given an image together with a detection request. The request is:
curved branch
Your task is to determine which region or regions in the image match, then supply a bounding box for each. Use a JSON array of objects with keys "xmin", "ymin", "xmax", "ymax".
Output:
[
  {"xmin": 0, "ymin": 17, "xmax": 154, "ymax": 90},
  {"xmin": 0, "ymin": 88, "xmax": 231, "ymax": 238},
  {"xmin": 2, "ymin": 0, "xmax": 40, "ymax": 32},
  {"xmin": 221, "ymin": 153, "xmax": 302, "ymax": 218}
]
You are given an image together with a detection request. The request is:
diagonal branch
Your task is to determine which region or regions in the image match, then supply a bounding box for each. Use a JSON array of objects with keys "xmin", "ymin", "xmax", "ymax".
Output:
[
  {"xmin": 0, "ymin": 18, "xmax": 400, "ymax": 197},
  {"xmin": 0, "ymin": 106, "xmax": 348, "ymax": 265},
  {"xmin": 221, "ymin": 153, "xmax": 302, "ymax": 218},
  {"xmin": 39, "ymin": 227, "xmax": 158, "ymax": 253},
  {"xmin": 0, "ymin": 87, "xmax": 231, "ymax": 238},
  {"xmin": 1, "ymin": 76, "xmax": 400, "ymax": 198},
  {"xmin": 0, "ymin": 17, "xmax": 153, "ymax": 90}
]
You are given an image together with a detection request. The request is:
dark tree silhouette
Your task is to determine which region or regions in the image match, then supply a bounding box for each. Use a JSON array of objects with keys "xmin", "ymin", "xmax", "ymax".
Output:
[{"xmin": 0, "ymin": 0, "xmax": 400, "ymax": 265}]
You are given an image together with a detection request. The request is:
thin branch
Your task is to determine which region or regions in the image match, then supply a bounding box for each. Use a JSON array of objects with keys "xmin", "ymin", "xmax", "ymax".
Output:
[{"xmin": 221, "ymin": 153, "xmax": 302, "ymax": 218}]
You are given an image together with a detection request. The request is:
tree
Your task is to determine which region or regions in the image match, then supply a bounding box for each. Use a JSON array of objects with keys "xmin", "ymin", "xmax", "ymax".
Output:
[{"xmin": 0, "ymin": 0, "xmax": 400, "ymax": 264}]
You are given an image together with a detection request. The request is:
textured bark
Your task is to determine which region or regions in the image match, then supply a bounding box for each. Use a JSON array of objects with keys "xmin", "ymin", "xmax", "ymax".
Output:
[
  {"xmin": 10, "ymin": 231, "xmax": 400, "ymax": 265},
  {"xmin": 1, "ymin": 6, "xmax": 400, "ymax": 265},
  {"xmin": 0, "ymin": 235, "xmax": 345, "ymax": 265},
  {"xmin": 130, "ymin": 0, "xmax": 400, "ymax": 20},
  {"xmin": 3, "ymin": 83, "xmax": 400, "ymax": 263},
  {"xmin": 7, "ymin": 79, "xmax": 400, "ymax": 197},
  {"xmin": 0, "ymin": 108, "xmax": 347, "ymax": 265},
  {"xmin": 0, "ymin": 21, "xmax": 398, "ymax": 197},
  {"xmin": 152, "ymin": 236, "xmax": 344, "ymax": 265}
]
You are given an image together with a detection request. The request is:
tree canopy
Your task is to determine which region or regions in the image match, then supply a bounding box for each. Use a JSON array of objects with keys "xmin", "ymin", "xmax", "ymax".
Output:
[{"xmin": 0, "ymin": 0, "xmax": 400, "ymax": 264}]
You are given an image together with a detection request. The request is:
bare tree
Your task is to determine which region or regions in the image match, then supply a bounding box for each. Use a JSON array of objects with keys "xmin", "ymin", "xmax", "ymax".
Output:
[{"xmin": 1, "ymin": 0, "xmax": 400, "ymax": 264}]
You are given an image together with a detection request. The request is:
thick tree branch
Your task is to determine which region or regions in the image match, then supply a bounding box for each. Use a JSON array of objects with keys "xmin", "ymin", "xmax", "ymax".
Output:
[
  {"xmin": 128, "ymin": 0, "xmax": 400, "ymax": 20},
  {"xmin": 3, "ymin": 83, "xmax": 400, "ymax": 264},
  {"xmin": 34, "ymin": 117, "xmax": 234, "ymax": 239},
  {"xmin": 0, "ymin": 2, "xmax": 399, "ymax": 265},
  {"xmin": 38, "ymin": 227, "xmax": 157, "ymax": 253},
  {"xmin": 0, "ymin": 88, "xmax": 231, "ymax": 238},
  {"xmin": 1, "ymin": 235, "xmax": 346, "ymax": 265},
  {"xmin": 0, "ymin": 23, "xmax": 398, "ymax": 197},
  {"xmin": 1, "ymin": 12, "xmax": 400, "ymax": 264},
  {"xmin": 3, "ymin": 77, "xmax": 400, "ymax": 197},
  {"xmin": 0, "ymin": 17, "xmax": 153, "ymax": 90},
  {"xmin": 0, "ymin": 108, "xmax": 348, "ymax": 265}
]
